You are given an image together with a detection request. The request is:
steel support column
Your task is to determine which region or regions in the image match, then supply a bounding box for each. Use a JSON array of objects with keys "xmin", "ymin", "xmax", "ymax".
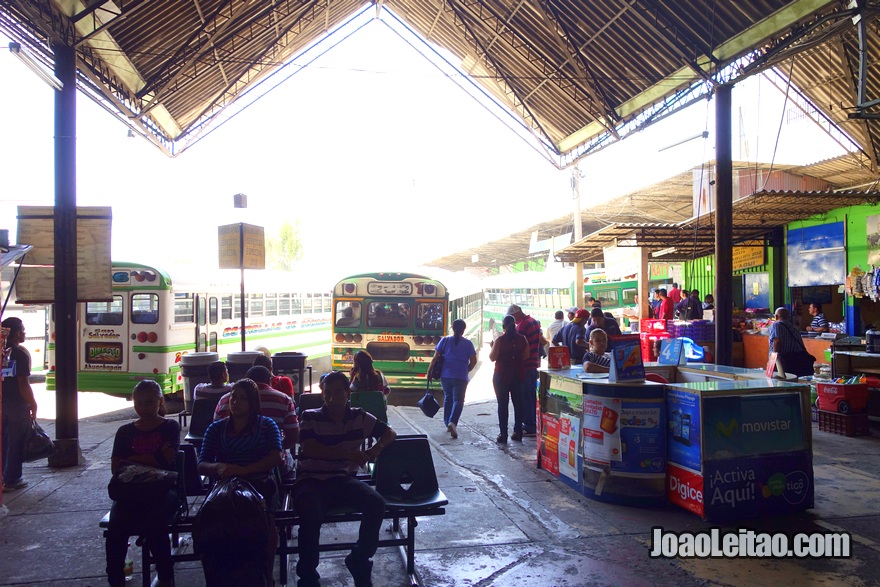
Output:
[
  {"xmin": 714, "ymin": 85, "xmax": 733, "ymax": 366},
  {"xmin": 50, "ymin": 42, "xmax": 81, "ymax": 467}
]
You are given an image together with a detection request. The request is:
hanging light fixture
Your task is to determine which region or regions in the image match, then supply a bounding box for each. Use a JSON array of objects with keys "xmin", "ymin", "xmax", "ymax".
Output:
[{"xmin": 9, "ymin": 42, "xmax": 63, "ymax": 91}]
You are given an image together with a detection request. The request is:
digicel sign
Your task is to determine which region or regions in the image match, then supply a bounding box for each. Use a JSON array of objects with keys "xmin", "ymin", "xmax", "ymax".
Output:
[{"xmin": 668, "ymin": 463, "xmax": 704, "ymax": 517}]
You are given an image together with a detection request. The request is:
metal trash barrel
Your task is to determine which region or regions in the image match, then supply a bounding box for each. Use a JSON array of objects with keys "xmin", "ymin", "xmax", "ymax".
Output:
[
  {"xmin": 179, "ymin": 352, "xmax": 219, "ymax": 412},
  {"xmin": 226, "ymin": 351, "xmax": 263, "ymax": 382},
  {"xmin": 273, "ymin": 352, "xmax": 309, "ymax": 402}
]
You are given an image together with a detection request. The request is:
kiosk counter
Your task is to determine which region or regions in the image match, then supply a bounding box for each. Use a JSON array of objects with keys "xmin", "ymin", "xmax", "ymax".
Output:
[
  {"xmin": 538, "ymin": 368, "xmax": 667, "ymax": 507},
  {"xmin": 538, "ymin": 368, "xmax": 816, "ymax": 521},
  {"xmin": 665, "ymin": 379, "xmax": 813, "ymax": 521}
]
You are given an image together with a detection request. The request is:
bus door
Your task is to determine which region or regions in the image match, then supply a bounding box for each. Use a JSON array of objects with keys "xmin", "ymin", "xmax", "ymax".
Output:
[
  {"xmin": 195, "ymin": 294, "xmax": 222, "ymax": 353},
  {"xmin": 80, "ymin": 294, "xmax": 128, "ymax": 375}
]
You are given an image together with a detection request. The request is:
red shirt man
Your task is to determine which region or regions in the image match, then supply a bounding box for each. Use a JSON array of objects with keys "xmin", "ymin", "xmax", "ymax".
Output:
[{"xmin": 668, "ymin": 283, "xmax": 682, "ymax": 305}]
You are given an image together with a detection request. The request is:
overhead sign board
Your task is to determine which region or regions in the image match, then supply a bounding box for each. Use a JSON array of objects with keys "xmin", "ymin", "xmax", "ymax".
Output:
[
  {"xmin": 218, "ymin": 223, "xmax": 265, "ymax": 270},
  {"xmin": 15, "ymin": 206, "xmax": 112, "ymax": 303}
]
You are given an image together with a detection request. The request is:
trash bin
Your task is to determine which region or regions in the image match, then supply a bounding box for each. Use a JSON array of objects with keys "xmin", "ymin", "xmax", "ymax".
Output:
[
  {"xmin": 273, "ymin": 352, "xmax": 309, "ymax": 401},
  {"xmin": 180, "ymin": 352, "xmax": 219, "ymax": 412},
  {"xmin": 226, "ymin": 351, "xmax": 263, "ymax": 382}
]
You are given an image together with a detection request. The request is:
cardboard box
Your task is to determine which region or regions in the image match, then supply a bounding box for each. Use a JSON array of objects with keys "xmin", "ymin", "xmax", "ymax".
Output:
[{"xmin": 548, "ymin": 346, "xmax": 571, "ymax": 369}]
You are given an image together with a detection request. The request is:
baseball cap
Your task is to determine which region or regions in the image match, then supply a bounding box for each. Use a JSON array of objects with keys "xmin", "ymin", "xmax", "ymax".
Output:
[
  {"xmin": 573, "ymin": 309, "xmax": 590, "ymax": 323},
  {"xmin": 567, "ymin": 306, "xmax": 579, "ymax": 314}
]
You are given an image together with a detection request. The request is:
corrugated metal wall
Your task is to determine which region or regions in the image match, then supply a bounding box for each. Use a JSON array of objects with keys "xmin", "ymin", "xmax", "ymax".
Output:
[{"xmin": 684, "ymin": 247, "xmax": 777, "ymax": 303}]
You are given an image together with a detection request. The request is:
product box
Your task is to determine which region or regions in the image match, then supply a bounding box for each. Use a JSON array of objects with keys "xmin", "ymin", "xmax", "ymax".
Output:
[
  {"xmin": 547, "ymin": 346, "xmax": 571, "ymax": 369},
  {"xmin": 817, "ymin": 383, "xmax": 868, "ymax": 413}
]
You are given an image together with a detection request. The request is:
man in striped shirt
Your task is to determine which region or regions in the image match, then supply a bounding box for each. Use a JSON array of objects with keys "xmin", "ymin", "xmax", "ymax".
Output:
[
  {"xmin": 293, "ymin": 371, "xmax": 396, "ymax": 587},
  {"xmin": 508, "ymin": 304, "xmax": 542, "ymax": 437},
  {"xmin": 807, "ymin": 303, "xmax": 829, "ymax": 333}
]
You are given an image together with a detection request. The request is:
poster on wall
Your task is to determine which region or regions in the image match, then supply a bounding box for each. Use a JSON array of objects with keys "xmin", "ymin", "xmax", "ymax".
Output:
[
  {"xmin": 786, "ymin": 222, "xmax": 845, "ymax": 287},
  {"xmin": 557, "ymin": 414, "xmax": 580, "ymax": 482},
  {"xmin": 582, "ymin": 396, "xmax": 622, "ymax": 463},
  {"xmin": 868, "ymin": 214, "xmax": 880, "ymax": 265},
  {"xmin": 667, "ymin": 389, "xmax": 702, "ymax": 471}
]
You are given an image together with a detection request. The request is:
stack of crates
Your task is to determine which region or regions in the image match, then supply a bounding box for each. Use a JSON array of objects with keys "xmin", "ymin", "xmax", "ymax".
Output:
[
  {"xmin": 816, "ymin": 382, "xmax": 870, "ymax": 437},
  {"xmin": 639, "ymin": 319, "xmax": 669, "ymax": 362}
]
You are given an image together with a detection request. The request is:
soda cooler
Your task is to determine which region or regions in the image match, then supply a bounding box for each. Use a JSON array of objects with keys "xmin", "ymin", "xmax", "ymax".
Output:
[{"xmin": 665, "ymin": 379, "xmax": 814, "ymax": 521}]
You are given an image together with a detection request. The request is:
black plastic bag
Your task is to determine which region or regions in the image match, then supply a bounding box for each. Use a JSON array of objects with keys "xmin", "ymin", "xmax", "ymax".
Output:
[
  {"xmin": 418, "ymin": 381, "xmax": 441, "ymax": 418},
  {"xmin": 193, "ymin": 477, "xmax": 270, "ymax": 553},
  {"xmin": 24, "ymin": 420, "xmax": 55, "ymax": 462},
  {"xmin": 193, "ymin": 477, "xmax": 271, "ymax": 587}
]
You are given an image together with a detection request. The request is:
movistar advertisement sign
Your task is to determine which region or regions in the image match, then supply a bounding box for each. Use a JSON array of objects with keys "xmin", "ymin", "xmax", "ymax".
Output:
[{"xmin": 703, "ymin": 393, "xmax": 806, "ymax": 459}]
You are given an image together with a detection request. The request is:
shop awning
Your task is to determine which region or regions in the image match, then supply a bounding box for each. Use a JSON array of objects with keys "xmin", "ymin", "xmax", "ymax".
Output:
[{"xmin": 555, "ymin": 190, "xmax": 880, "ymax": 263}]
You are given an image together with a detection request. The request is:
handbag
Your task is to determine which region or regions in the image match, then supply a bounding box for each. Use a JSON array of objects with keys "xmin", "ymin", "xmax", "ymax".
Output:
[
  {"xmin": 417, "ymin": 380, "xmax": 441, "ymax": 418},
  {"xmin": 429, "ymin": 339, "xmax": 445, "ymax": 381},
  {"xmin": 24, "ymin": 419, "xmax": 55, "ymax": 462},
  {"xmin": 108, "ymin": 463, "xmax": 178, "ymax": 503},
  {"xmin": 777, "ymin": 350, "xmax": 817, "ymax": 378}
]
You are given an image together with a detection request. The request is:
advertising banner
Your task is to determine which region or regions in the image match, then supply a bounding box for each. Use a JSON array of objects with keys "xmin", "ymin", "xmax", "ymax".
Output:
[
  {"xmin": 703, "ymin": 393, "xmax": 806, "ymax": 459},
  {"xmin": 558, "ymin": 414, "xmax": 580, "ymax": 482},
  {"xmin": 667, "ymin": 463, "xmax": 704, "ymax": 517},
  {"xmin": 667, "ymin": 388, "xmax": 702, "ymax": 471},
  {"xmin": 702, "ymin": 451, "xmax": 814, "ymax": 520},
  {"xmin": 582, "ymin": 396, "xmax": 622, "ymax": 463},
  {"xmin": 615, "ymin": 401, "xmax": 665, "ymax": 475},
  {"xmin": 539, "ymin": 413, "xmax": 560, "ymax": 476}
]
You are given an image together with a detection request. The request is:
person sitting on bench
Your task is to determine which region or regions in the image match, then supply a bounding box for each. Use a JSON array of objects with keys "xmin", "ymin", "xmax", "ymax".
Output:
[
  {"xmin": 105, "ymin": 380, "xmax": 180, "ymax": 587},
  {"xmin": 292, "ymin": 371, "xmax": 397, "ymax": 587}
]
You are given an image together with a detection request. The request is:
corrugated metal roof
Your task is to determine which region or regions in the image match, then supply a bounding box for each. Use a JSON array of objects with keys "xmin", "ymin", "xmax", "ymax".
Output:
[
  {"xmin": 426, "ymin": 155, "xmax": 880, "ymax": 269},
  {"xmin": 2, "ymin": 1, "xmax": 878, "ymax": 168},
  {"xmin": 555, "ymin": 185, "xmax": 880, "ymax": 263}
]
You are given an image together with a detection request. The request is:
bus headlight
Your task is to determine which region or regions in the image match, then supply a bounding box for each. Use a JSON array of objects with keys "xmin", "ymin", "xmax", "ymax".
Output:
[{"xmin": 414, "ymin": 336, "xmax": 423, "ymax": 344}]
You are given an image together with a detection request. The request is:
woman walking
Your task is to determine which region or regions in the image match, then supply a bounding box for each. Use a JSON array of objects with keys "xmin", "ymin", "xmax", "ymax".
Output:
[
  {"xmin": 489, "ymin": 315, "xmax": 529, "ymax": 443},
  {"xmin": 428, "ymin": 319, "xmax": 477, "ymax": 439}
]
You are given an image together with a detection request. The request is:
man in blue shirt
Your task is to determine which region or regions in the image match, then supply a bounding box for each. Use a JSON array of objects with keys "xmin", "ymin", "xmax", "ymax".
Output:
[{"xmin": 807, "ymin": 303, "xmax": 829, "ymax": 333}]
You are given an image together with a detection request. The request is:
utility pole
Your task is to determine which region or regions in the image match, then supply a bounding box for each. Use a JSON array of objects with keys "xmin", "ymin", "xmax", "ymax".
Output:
[{"xmin": 571, "ymin": 164, "xmax": 584, "ymax": 309}]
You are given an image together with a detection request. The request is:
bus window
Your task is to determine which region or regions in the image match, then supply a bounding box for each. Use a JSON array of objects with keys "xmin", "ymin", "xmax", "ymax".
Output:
[
  {"xmin": 209, "ymin": 297, "xmax": 219, "ymax": 325},
  {"xmin": 596, "ymin": 290, "xmax": 619, "ymax": 308},
  {"xmin": 367, "ymin": 302, "xmax": 409, "ymax": 328},
  {"xmin": 278, "ymin": 294, "xmax": 291, "ymax": 316},
  {"xmin": 335, "ymin": 301, "xmax": 361, "ymax": 327},
  {"xmin": 131, "ymin": 293, "xmax": 159, "ymax": 324},
  {"xmin": 174, "ymin": 293, "xmax": 194, "ymax": 323},
  {"xmin": 86, "ymin": 296, "xmax": 124, "ymax": 326},
  {"xmin": 623, "ymin": 288, "xmax": 637, "ymax": 306},
  {"xmin": 265, "ymin": 295, "xmax": 278, "ymax": 317},
  {"xmin": 415, "ymin": 302, "xmax": 443, "ymax": 331},
  {"xmin": 221, "ymin": 296, "xmax": 232, "ymax": 320},
  {"xmin": 197, "ymin": 296, "xmax": 206, "ymax": 327},
  {"xmin": 209, "ymin": 331, "xmax": 218, "ymax": 352},
  {"xmin": 250, "ymin": 294, "xmax": 264, "ymax": 317}
]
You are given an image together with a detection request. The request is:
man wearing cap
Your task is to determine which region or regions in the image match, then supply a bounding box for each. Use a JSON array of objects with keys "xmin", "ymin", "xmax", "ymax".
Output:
[
  {"xmin": 507, "ymin": 304, "xmax": 542, "ymax": 437},
  {"xmin": 566, "ymin": 306, "xmax": 579, "ymax": 322},
  {"xmin": 553, "ymin": 308, "xmax": 590, "ymax": 365},
  {"xmin": 586, "ymin": 307, "xmax": 621, "ymax": 338}
]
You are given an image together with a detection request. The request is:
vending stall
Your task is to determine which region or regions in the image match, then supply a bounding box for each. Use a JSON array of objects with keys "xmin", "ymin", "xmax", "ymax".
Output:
[
  {"xmin": 538, "ymin": 368, "xmax": 667, "ymax": 506},
  {"xmin": 665, "ymin": 379, "xmax": 813, "ymax": 520}
]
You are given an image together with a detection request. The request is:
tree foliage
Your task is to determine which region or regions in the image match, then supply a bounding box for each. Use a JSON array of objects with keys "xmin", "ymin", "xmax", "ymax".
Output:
[{"xmin": 266, "ymin": 220, "xmax": 303, "ymax": 272}]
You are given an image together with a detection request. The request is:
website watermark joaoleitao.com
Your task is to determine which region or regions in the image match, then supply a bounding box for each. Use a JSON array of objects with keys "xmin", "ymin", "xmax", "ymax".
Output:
[{"xmin": 649, "ymin": 527, "xmax": 851, "ymax": 558}]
